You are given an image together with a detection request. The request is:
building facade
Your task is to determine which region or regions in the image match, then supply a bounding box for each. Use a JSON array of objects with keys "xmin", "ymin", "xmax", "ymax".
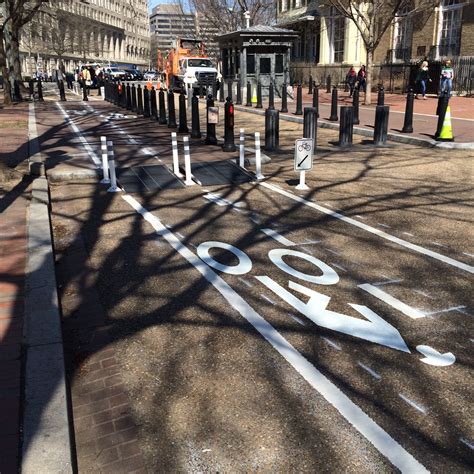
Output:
[
  {"xmin": 276, "ymin": 0, "xmax": 474, "ymax": 90},
  {"xmin": 20, "ymin": 0, "xmax": 151, "ymax": 76}
]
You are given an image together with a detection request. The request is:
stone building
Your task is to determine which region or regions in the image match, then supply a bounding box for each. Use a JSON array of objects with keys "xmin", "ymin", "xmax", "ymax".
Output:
[
  {"xmin": 276, "ymin": 0, "xmax": 474, "ymax": 90},
  {"xmin": 20, "ymin": 0, "xmax": 151, "ymax": 76}
]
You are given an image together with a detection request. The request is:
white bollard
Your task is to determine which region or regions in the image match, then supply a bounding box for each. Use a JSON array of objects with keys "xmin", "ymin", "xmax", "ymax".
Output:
[
  {"xmin": 100, "ymin": 136, "xmax": 110, "ymax": 184},
  {"xmin": 171, "ymin": 132, "xmax": 183, "ymax": 177},
  {"xmin": 239, "ymin": 129, "xmax": 245, "ymax": 168},
  {"xmin": 106, "ymin": 141, "xmax": 121, "ymax": 193},
  {"xmin": 255, "ymin": 132, "xmax": 264, "ymax": 180},
  {"xmin": 295, "ymin": 170, "xmax": 309, "ymax": 190},
  {"xmin": 183, "ymin": 136, "xmax": 195, "ymax": 186},
  {"xmin": 101, "ymin": 86, "xmax": 105, "ymax": 99}
]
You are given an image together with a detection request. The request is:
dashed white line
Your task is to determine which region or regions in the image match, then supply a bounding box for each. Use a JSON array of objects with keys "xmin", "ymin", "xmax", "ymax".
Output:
[
  {"xmin": 378, "ymin": 223, "xmax": 391, "ymax": 228},
  {"xmin": 372, "ymin": 279, "xmax": 403, "ymax": 286},
  {"xmin": 261, "ymin": 228, "xmax": 295, "ymax": 246},
  {"xmin": 320, "ymin": 336, "xmax": 342, "ymax": 351},
  {"xmin": 289, "ymin": 313, "xmax": 306, "ymax": 325},
  {"xmin": 403, "ymin": 232, "xmax": 414, "ymax": 237},
  {"xmin": 424, "ymin": 305, "xmax": 466, "ymax": 316},
  {"xmin": 462, "ymin": 252, "xmax": 474, "ymax": 258},
  {"xmin": 261, "ymin": 294, "xmax": 277, "ymax": 305},
  {"xmin": 238, "ymin": 277, "xmax": 253, "ymax": 288},
  {"xmin": 431, "ymin": 242, "xmax": 447, "ymax": 248},
  {"xmin": 398, "ymin": 394, "xmax": 427, "ymax": 414},
  {"xmin": 357, "ymin": 362, "xmax": 382, "ymax": 380},
  {"xmin": 460, "ymin": 438, "xmax": 474, "ymax": 450}
]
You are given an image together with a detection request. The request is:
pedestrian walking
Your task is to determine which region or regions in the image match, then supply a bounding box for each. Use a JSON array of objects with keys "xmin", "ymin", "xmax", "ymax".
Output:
[
  {"xmin": 346, "ymin": 66, "xmax": 357, "ymax": 97},
  {"xmin": 415, "ymin": 60, "xmax": 431, "ymax": 100},
  {"xmin": 82, "ymin": 66, "xmax": 92, "ymax": 93},
  {"xmin": 440, "ymin": 59, "xmax": 454, "ymax": 97},
  {"xmin": 357, "ymin": 65, "xmax": 366, "ymax": 94}
]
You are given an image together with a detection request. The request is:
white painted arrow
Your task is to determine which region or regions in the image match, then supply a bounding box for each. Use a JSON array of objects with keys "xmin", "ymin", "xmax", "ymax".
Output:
[
  {"xmin": 416, "ymin": 345, "xmax": 456, "ymax": 366},
  {"xmin": 256, "ymin": 276, "xmax": 410, "ymax": 353}
]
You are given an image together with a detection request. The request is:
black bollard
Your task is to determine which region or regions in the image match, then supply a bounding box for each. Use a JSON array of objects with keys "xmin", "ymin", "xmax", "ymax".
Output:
[
  {"xmin": 264, "ymin": 108, "xmax": 280, "ymax": 152},
  {"xmin": 326, "ymin": 75, "xmax": 331, "ymax": 93},
  {"xmin": 308, "ymin": 75, "xmax": 313, "ymax": 95},
  {"xmin": 268, "ymin": 83, "xmax": 275, "ymax": 110},
  {"xmin": 199, "ymin": 83, "xmax": 204, "ymax": 99},
  {"xmin": 205, "ymin": 94, "xmax": 218, "ymax": 145},
  {"xmin": 167, "ymin": 90, "xmax": 177, "ymax": 128},
  {"xmin": 150, "ymin": 87, "xmax": 157, "ymax": 119},
  {"xmin": 352, "ymin": 87, "xmax": 360, "ymax": 125},
  {"xmin": 295, "ymin": 83, "xmax": 303, "ymax": 115},
  {"xmin": 219, "ymin": 80, "xmax": 225, "ymax": 103},
  {"xmin": 227, "ymin": 80, "xmax": 233, "ymax": 102},
  {"xmin": 37, "ymin": 79, "xmax": 44, "ymax": 102},
  {"xmin": 59, "ymin": 80, "xmax": 67, "ymax": 101},
  {"xmin": 434, "ymin": 92, "xmax": 450, "ymax": 140},
  {"xmin": 143, "ymin": 86, "xmax": 150, "ymax": 117},
  {"xmin": 178, "ymin": 92, "xmax": 189, "ymax": 133},
  {"xmin": 12, "ymin": 80, "xmax": 22, "ymax": 102},
  {"xmin": 98, "ymin": 78, "xmax": 102, "ymax": 96},
  {"xmin": 377, "ymin": 85, "xmax": 385, "ymax": 106},
  {"xmin": 374, "ymin": 105, "xmax": 390, "ymax": 145},
  {"xmin": 236, "ymin": 80, "xmax": 242, "ymax": 105},
  {"xmin": 212, "ymin": 80, "xmax": 217, "ymax": 100},
  {"xmin": 329, "ymin": 86, "xmax": 338, "ymax": 121},
  {"xmin": 126, "ymin": 83, "xmax": 132, "ymax": 110},
  {"xmin": 137, "ymin": 84, "xmax": 144, "ymax": 115},
  {"xmin": 158, "ymin": 89, "xmax": 167, "ymax": 124},
  {"xmin": 82, "ymin": 80, "xmax": 88, "ymax": 101},
  {"xmin": 131, "ymin": 84, "xmax": 137, "ymax": 112},
  {"xmin": 191, "ymin": 95, "xmax": 201, "ymax": 138},
  {"xmin": 402, "ymin": 88, "xmax": 414, "ymax": 133},
  {"xmin": 281, "ymin": 83, "xmax": 288, "ymax": 113},
  {"xmin": 312, "ymin": 85, "xmax": 319, "ymax": 118},
  {"xmin": 246, "ymin": 81, "xmax": 252, "ymax": 107},
  {"xmin": 223, "ymin": 97, "xmax": 236, "ymax": 152},
  {"xmin": 338, "ymin": 106, "xmax": 354, "ymax": 147},
  {"xmin": 303, "ymin": 107, "xmax": 318, "ymax": 150},
  {"xmin": 29, "ymin": 79, "xmax": 34, "ymax": 98},
  {"xmin": 256, "ymin": 82, "xmax": 263, "ymax": 109}
]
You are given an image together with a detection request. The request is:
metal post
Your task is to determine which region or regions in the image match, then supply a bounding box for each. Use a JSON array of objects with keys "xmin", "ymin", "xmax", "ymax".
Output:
[
  {"xmin": 255, "ymin": 132, "xmax": 264, "ymax": 180},
  {"xmin": 227, "ymin": 80, "xmax": 233, "ymax": 102},
  {"xmin": 106, "ymin": 141, "xmax": 121, "ymax": 193},
  {"xmin": 199, "ymin": 83, "xmax": 204, "ymax": 99},
  {"xmin": 158, "ymin": 89, "xmax": 167, "ymax": 124},
  {"xmin": 326, "ymin": 75, "xmax": 331, "ymax": 93},
  {"xmin": 239, "ymin": 129, "xmax": 245, "ymax": 168},
  {"xmin": 295, "ymin": 83, "xmax": 303, "ymax": 115},
  {"xmin": 256, "ymin": 82, "xmax": 263, "ymax": 109},
  {"xmin": 264, "ymin": 108, "xmax": 279, "ymax": 152},
  {"xmin": 281, "ymin": 83, "xmax": 288, "ymax": 113},
  {"xmin": 171, "ymin": 132, "xmax": 182, "ymax": 177},
  {"xmin": 223, "ymin": 97, "xmax": 236, "ymax": 152},
  {"xmin": 205, "ymin": 94, "xmax": 217, "ymax": 145},
  {"xmin": 312, "ymin": 85, "xmax": 319, "ymax": 118},
  {"xmin": 338, "ymin": 106, "xmax": 354, "ymax": 147},
  {"xmin": 219, "ymin": 80, "xmax": 225, "ymax": 103},
  {"xmin": 268, "ymin": 83, "xmax": 275, "ymax": 110},
  {"xmin": 82, "ymin": 80, "xmax": 88, "ymax": 101},
  {"xmin": 236, "ymin": 80, "xmax": 242, "ymax": 105},
  {"xmin": 374, "ymin": 105, "xmax": 390, "ymax": 145},
  {"xmin": 131, "ymin": 84, "xmax": 137, "ymax": 112},
  {"xmin": 329, "ymin": 86, "xmax": 338, "ymax": 121},
  {"xmin": 377, "ymin": 85, "xmax": 385, "ymax": 106},
  {"xmin": 212, "ymin": 80, "xmax": 217, "ymax": 100},
  {"xmin": 402, "ymin": 88, "xmax": 414, "ymax": 133},
  {"xmin": 191, "ymin": 95, "xmax": 201, "ymax": 138},
  {"xmin": 126, "ymin": 83, "xmax": 132, "ymax": 110},
  {"xmin": 150, "ymin": 87, "xmax": 157, "ymax": 119},
  {"xmin": 178, "ymin": 92, "xmax": 189, "ymax": 133},
  {"xmin": 246, "ymin": 81, "xmax": 252, "ymax": 107},
  {"xmin": 143, "ymin": 86, "xmax": 150, "ymax": 117},
  {"xmin": 100, "ymin": 136, "xmax": 110, "ymax": 184},
  {"xmin": 137, "ymin": 84, "xmax": 144, "ymax": 115},
  {"xmin": 167, "ymin": 90, "xmax": 177, "ymax": 128},
  {"xmin": 308, "ymin": 75, "xmax": 313, "ymax": 95},
  {"xmin": 303, "ymin": 107, "xmax": 317, "ymax": 150},
  {"xmin": 183, "ymin": 136, "xmax": 194, "ymax": 185}
]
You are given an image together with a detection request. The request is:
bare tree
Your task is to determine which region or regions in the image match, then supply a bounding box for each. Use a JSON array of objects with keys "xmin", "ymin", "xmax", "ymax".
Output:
[{"xmin": 322, "ymin": 0, "xmax": 437, "ymax": 104}]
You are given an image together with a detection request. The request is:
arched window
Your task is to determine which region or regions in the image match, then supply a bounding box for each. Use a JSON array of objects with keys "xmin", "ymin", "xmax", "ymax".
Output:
[{"xmin": 438, "ymin": 0, "xmax": 463, "ymax": 57}]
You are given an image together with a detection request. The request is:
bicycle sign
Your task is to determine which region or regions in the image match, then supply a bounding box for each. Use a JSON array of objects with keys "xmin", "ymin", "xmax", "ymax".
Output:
[{"xmin": 294, "ymin": 138, "xmax": 314, "ymax": 171}]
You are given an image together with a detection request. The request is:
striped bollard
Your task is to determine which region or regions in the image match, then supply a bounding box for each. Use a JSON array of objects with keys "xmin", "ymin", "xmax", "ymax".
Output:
[
  {"xmin": 255, "ymin": 132, "xmax": 264, "ymax": 180},
  {"xmin": 171, "ymin": 132, "xmax": 182, "ymax": 177},
  {"xmin": 239, "ymin": 129, "xmax": 245, "ymax": 168},
  {"xmin": 183, "ymin": 136, "xmax": 194, "ymax": 186},
  {"xmin": 100, "ymin": 136, "xmax": 110, "ymax": 184},
  {"xmin": 106, "ymin": 141, "xmax": 121, "ymax": 193}
]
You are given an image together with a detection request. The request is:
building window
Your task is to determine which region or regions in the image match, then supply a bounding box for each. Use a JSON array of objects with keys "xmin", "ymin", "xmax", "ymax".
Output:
[
  {"xmin": 247, "ymin": 54, "xmax": 255, "ymax": 74},
  {"xmin": 329, "ymin": 8, "xmax": 345, "ymax": 63},
  {"xmin": 275, "ymin": 54, "xmax": 283, "ymax": 73},
  {"xmin": 437, "ymin": 0, "xmax": 463, "ymax": 57},
  {"xmin": 260, "ymin": 57, "xmax": 271, "ymax": 74},
  {"xmin": 392, "ymin": 5, "xmax": 411, "ymax": 62}
]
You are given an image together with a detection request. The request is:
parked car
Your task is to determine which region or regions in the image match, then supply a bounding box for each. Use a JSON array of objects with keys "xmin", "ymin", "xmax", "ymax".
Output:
[
  {"xmin": 124, "ymin": 68, "xmax": 143, "ymax": 81},
  {"xmin": 144, "ymin": 70, "xmax": 159, "ymax": 81},
  {"xmin": 103, "ymin": 67, "xmax": 127, "ymax": 81}
]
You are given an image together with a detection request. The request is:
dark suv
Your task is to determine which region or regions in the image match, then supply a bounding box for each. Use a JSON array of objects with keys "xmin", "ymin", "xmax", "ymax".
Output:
[{"xmin": 124, "ymin": 69, "xmax": 143, "ymax": 81}]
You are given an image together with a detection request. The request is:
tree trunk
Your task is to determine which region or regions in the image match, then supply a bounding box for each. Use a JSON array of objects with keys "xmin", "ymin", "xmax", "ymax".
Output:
[
  {"xmin": 0, "ymin": 28, "xmax": 12, "ymax": 105},
  {"xmin": 4, "ymin": 18, "xmax": 23, "ymax": 83},
  {"xmin": 365, "ymin": 48, "xmax": 374, "ymax": 106}
]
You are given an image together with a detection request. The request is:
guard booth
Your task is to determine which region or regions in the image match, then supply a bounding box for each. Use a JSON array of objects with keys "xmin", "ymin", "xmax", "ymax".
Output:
[{"xmin": 217, "ymin": 25, "xmax": 298, "ymax": 96}]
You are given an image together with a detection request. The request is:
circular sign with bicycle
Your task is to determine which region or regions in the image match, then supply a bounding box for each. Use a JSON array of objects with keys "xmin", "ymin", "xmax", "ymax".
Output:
[{"xmin": 294, "ymin": 138, "xmax": 314, "ymax": 171}]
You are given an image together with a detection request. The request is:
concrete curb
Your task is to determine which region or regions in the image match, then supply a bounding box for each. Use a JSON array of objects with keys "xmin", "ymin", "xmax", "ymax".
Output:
[
  {"xmin": 233, "ymin": 104, "xmax": 474, "ymax": 150},
  {"xmin": 22, "ymin": 103, "xmax": 73, "ymax": 473}
]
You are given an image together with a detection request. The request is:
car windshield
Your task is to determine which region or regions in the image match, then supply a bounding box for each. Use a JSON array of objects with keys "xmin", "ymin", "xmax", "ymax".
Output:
[{"xmin": 188, "ymin": 59, "xmax": 212, "ymax": 68}]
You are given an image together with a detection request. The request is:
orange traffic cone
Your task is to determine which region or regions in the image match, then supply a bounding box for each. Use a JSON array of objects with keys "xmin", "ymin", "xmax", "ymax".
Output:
[{"xmin": 437, "ymin": 105, "xmax": 454, "ymax": 142}]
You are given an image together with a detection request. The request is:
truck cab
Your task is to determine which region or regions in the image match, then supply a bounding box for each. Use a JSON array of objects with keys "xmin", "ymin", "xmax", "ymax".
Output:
[{"xmin": 178, "ymin": 57, "xmax": 217, "ymax": 91}]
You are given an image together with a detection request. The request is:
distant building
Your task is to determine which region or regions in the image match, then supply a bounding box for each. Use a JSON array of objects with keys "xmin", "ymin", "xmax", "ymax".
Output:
[{"xmin": 149, "ymin": 3, "xmax": 219, "ymax": 69}]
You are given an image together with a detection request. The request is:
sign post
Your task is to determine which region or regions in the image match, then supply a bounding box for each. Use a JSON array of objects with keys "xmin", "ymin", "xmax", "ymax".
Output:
[{"xmin": 294, "ymin": 138, "xmax": 314, "ymax": 190}]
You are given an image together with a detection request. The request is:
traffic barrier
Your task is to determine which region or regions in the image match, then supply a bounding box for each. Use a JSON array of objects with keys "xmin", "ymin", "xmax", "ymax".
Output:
[
  {"xmin": 227, "ymin": 80, "xmax": 233, "ymax": 102},
  {"xmin": 205, "ymin": 94, "xmax": 218, "ymax": 145},
  {"xmin": 329, "ymin": 86, "xmax": 338, "ymax": 121},
  {"xmin": 268, "ymin": 83, "xmax": 275, "ymax": 110},
  {"xmin": 143, "ymin": 86, "xmax": 150, "ymax": 117},
  {"xmin": 281, "ymin": 83, "xmax": 288, "ymax": 113},
  {"xmin": 239, "ymin": 129, "xmax": 245, "ymax": 168},
  {"xmin": 82, "ymin": 81, "xmax": 88, "ymax": 102},
  {"xmin": 434, "ymin": 92, "xmax": 450, "ymax": 139},
  {"xmin": 338, "ymin": 106, "xmax": 354, "ymax": 147},
  {"xmin": 308, "ymin": 75, "xmax": 313, "ymax": 95},
  {"xmin": 106, "ymin": 141, "xmax": 121, "ymax": 193},
  {"xmin": 377, "ymin": 86, "xmax": 385, "ymax": 106},
  {"xmin": 183, "ymin": 136, "xmax": 194, "ymax": 186},
  {"xmin": 178, "ymin": 92, "xmax": 189, "ymax": 133},
  {"xmin": 137, "ymin": 84, "xmax": 144, "ymax": 115},
  {"xmin": 191, "ymin": 95, "xmax": 201, "ymax": 138},
  {"xmin": 150, "ymin": 86, "xmax": 157, "ymax": 119},
  {"xmin": 158, "ymin": 89, "xmax": 167, "ymax": 124},
  {"xmin": 219, "ymin": 80, "xmax": 225, "ymax": 103},
  {"xmin": 246, "ymin": 81, "xmax": 252, "ymax": 107},
  {"xmin": 131, "ymin": 84, "xmax": 137, "ymax": 112},
  {"xmin": 401, "ymin": 88, "xmax": 414, "ymax": 133},
  {"xmin": 223, "ymin": 97, "xmax": 236, "ymax": 152},
  {"xmin": 255, "ymin": 132, "xmax": 264, "ymax": 180},
  {"xmin": 303, "ymin": 107, "xmax": 318, "ymax": 150},
  {"xmin": 251, "ymin": 84, "xmax": 257, "ymax": 104},
  {"xmin": 100, "ymin": 136, "xmax": 110, "ymax": 184},
  {"xmin": 256, "ymin": 82, "xmax": 263, "ymax": 109},
  {"xmin": 167, "ymin": 90, "xmax": 177, "ymax": 128},
  {"xmin": 264, "ymin": 108, "xmax": 279, "ymax": 152},
  {"xmin": 58, "ymin": 80, "xmax": 67, "ymax": 101},
  {"xmin": 352, "ymin": 88, "xmax": 360, "ymax": 125},
  {"xmin": 312, "ymin": 85, "xmax": 319, "ymax": 117},
  {"xmin": 374, "ymin": 105, "xmax": 389, "ymax": 145},
  {"xmin": 295, "ymin": 83, "xmax": 303, "ymax": 115},
  {"xmin": 171, "ymin": 132, "xmax": 182, "ymax": 177},
  {"xmin": 326, "ymin": 75, "xmax": 331, "ymax": 93},
  {"xmin": 236, "ymin": 80, "xmax": 242, "ymax": 105},
  {"xmin": 436, "ymin": 105, "xmax": 454, "ymax": 142}
]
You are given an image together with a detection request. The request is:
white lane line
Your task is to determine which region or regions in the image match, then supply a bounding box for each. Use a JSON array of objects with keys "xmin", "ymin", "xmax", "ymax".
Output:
[
  {"xmin": 303, "ymin": 239, "xmax": 321, "ymax": 245},
  {"xmin": 55, "ymin": 103, "xmax": 101, "ymax": 166},
  {"xmin": 357, "ymin": 362, "xmax": 382, "ymax": 380},
  {"xmin": 398, "ymin": 394, "xmax": 427, "ymax": 414},
  {"xmin": 378, "ymin": 223, "xmax": 391, "ymax": 228},
  {"xmin": 463, "ymin": 252, "xmax": 474, "ymax": 258},
  {"xmin": 175, "ymin": 232, "xmax": 185, "ymax": 240},
  {"xmin": 372, "ymin": 279, "xmax": 404, "ymax": 287},
  {"xmin": 261, "ymin": 228, "xmax": 296, "ymax": 246},
  {"xmin": 121, "ymin": 193, "xmax": 428, "ymax": 474},
  {"xmin": 238, "ymin": 277, "xmax": 253, "ymax": 288},
  {"xmin": 332, "ymin": 263, "xmax": 347, "ymax": 272},
  {"xmin": 289, "ymin": 313, "xmax": 306, "ymax": 326},
  {"xmin": 260, "ymin": 182, "xmax": 474, "ymax": 275},
  {"xmin": 321, "ymin": 336, "xmax": 342, "ymax": 351},
  {"xmin": 431, "ymin": 242, "xmax": 447, "ymax": 248},
  {"xmin": 460, "ymin": 438, "xmax": 474, "ymax": 451},
  {"xmin": 204, "ymin": 192, "xmax": 231, "ymax": 207},
  {"xmin": 424, "ymin": 305, "xmax": 466, "ymax": 316},
  {"xmin": 261, "ymin": 294, "xmax": 277, "ymax": 305},
  {"xmin": 403, "ymin": 232, "xmax": 414, "ymax": 237},
  {"xmin": 359, "ymin": 284, "xmax": 425, "ymax": 320},
  {"xmin": 355, "ymin": 215, "xmax": 366, "ymax": 220}
]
